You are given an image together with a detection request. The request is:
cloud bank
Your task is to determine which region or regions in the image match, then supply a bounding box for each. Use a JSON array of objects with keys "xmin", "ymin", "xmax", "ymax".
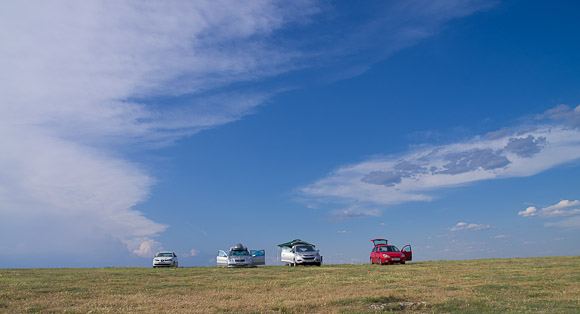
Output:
[
  {"xmin": 0, "ymin": 1, "xmax": 321, "ymax": 259},
  {"xmin": 301, "ymin": 105, "xmax": 580, "ymax": 220}
]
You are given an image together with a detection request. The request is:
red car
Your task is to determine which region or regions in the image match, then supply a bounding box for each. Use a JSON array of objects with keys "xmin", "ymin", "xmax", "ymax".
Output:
[{"xmin": 370, "ymin": 239, "xmax": 412, "ymax": 265}]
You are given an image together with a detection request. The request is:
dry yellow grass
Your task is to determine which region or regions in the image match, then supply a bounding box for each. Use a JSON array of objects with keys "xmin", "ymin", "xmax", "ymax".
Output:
[{"xmin": 1, "ymin": 256, "xmax": 579, "ymax": 313}]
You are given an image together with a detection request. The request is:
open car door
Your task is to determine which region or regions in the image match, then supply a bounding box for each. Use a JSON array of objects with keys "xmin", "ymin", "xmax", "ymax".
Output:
[
  {"xmin": 217, "ymin": 250, "xmax": 228, "ymax": 266},
  {"xmin": 250, "ymin": 250, "xmax": 265, "ymax": 266},
  {"xmin": 401, "ymin": 245, "xmax": 412, "ymax": 261}
]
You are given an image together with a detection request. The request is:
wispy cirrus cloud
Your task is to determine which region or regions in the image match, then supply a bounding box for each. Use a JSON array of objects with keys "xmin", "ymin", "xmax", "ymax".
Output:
[{"xmin": 300, "ymin": 105, "xmax": 580, "ymax": 219}]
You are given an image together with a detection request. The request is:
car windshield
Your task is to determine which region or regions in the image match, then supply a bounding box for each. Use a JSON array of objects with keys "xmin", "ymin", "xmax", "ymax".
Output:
[
  {"xmin": 156, "ymin": 253, "xmax": 174, "ymax": 257},
  {"xmin": 295, "ymin": 245, "xmax": 316, "ymax": 252},
  {"xmin": 230, "ymin": 250, "xmax": 249, "ymax": 256},
  {"xmin": 379, "ymin": 246, "xmax": 399, "ymax": 252}
]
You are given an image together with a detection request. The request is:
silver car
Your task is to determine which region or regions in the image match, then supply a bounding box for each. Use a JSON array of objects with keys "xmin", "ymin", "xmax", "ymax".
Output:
[
  {"xmin": 216, "ymin": 243, "xmax": 265, "ymax": 267},
  {"xmin": 152, "ymin": 251, "xmax": 178, "ymax": 268},
  {"xmin": 278, "ymin": 239, "xmax": 322, "ymax": 266}
]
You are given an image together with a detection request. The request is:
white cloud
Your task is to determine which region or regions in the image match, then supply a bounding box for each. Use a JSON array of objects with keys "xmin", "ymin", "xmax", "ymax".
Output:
[
  {"xmin": 337, "ymin": 230, "xmax": 348, "ymax": 234},
  {"xmin": 543, "ymin": 200, "xmax": 580, "ymax": 211},
  {"xmin": 133, "ymin": 240, "xmax": 163, "ymax": 258},
  {"xmin": 519, "ymin": 200, "xmax": 580, "ymax": 219},
  {"xmin": 300, "ymin": 108, "xmax": 580, "ymax": 218},
  {"xmin": 518, "ymin": 206, "xmax": 538, "ymax": 217},
  {"xmin": 189, "ymin": 249, "xmax": 200, "ymax": 257},
  {"xmin": 491, "ymin": 235, "xmax": 510, "ymax": 239},
  {"xmin": 449, "ymin": 222, "xmax": 493, "ymax": 231},
  {"xmin": 0, "ymin": 1, "xmax": 319, "ymax": 259}
]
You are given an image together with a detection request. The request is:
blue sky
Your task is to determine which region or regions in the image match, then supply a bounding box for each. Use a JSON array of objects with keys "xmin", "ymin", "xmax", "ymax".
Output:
[{"xmin": 1, "ymin": 0, "xmax": 580, "ymax": 267}]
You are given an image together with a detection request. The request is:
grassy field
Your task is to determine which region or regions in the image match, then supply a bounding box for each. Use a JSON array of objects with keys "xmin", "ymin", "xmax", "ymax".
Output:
[{"xmin": 1, "ymin": 256, "xmax": 579, "ymax": 313}]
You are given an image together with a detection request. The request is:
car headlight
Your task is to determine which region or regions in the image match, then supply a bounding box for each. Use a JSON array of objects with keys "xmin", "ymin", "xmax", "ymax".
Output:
[{"xmin": 383, "ymin": 254, "xmax": 389, "ymax": 258}]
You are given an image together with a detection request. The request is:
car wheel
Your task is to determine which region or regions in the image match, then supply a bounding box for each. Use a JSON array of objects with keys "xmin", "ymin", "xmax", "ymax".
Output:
[
  {"xmin": 401, "ymin": 261, "xmax": 405, "ymax": 264},
  {"xmin": 175, "ymin": 262, "xmax": 179, "ymax": 268}
]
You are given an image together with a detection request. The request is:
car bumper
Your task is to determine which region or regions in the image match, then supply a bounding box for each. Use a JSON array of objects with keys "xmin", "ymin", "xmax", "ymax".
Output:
[
  {"xmin": 295, "ymin": 257, "xmax": 322, "ymax": 265},
  {"xmin": 380, "ymin": 258, "xmax": 405, "ymax": 264},
  {"xmin": 227, "ymin": 261, "xmax": 254, "ymax": 267}
]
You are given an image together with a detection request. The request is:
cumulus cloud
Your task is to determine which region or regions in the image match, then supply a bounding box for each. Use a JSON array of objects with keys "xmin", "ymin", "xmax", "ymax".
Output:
[
  {"xmin": 518, "ymin": 206, "xmax": 538, "ymax": 217},
  {"xmin": 543, "ymin": 200, "xmax": 580, "ymax": 211},
  {"xmin": 189, "ymin": 249, "xmax": 200, "ymax": 257},
  {"xmin": 300, "ymin": 107, "xmax": 580, "ymax": 218},
  {"xmin": 449, "ymin": 222, "xmax": 493, "ymax": 231},
  {"xmin": 518, "ymin": 200, "xmax": 580, "ymax": 218},
  {"xmin": 133, "ymin": 240, "xmax": 163, "ymax": 258}
]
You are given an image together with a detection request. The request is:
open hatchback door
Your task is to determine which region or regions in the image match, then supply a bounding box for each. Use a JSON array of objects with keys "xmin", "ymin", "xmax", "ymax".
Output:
[
  {"xmin": 401, "ymin": 245, "xmax": 412, "ymax": 261},
  {"xmin": 250, "ymin": 250, "xmax": 265, "ymax": 266},
  {"xmin": 371, "ymin": 239, "xmax": 388, "ymax": 246}
]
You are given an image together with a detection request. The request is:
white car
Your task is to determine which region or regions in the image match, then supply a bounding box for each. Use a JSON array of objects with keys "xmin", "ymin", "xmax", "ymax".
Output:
[
  {"xmin": 278, "ymin": 239, "xmax": 322, "ymax": 266},
  {"xmin": 152, "ymin": 251, "xmax": 178, "ymax": 268},
  {"xmin": 217, "ymin": 243, "xmax": 265, "ymax": 267}
]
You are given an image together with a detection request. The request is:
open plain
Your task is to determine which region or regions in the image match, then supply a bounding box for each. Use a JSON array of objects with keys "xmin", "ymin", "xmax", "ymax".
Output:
[{"xmin": 1, "ymin": 256, "xmax": 579, "ymax": 313}]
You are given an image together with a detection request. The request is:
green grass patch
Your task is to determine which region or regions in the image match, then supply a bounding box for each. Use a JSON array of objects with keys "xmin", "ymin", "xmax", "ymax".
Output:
[{"xmin": 0, "ymin": 256, "xmax": 579, "ymax": 313}]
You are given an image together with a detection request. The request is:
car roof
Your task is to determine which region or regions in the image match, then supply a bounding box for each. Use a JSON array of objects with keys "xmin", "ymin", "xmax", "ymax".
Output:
[{"xmin": 156, "ymin": 251, "xmax": 175, "ymax": 254}]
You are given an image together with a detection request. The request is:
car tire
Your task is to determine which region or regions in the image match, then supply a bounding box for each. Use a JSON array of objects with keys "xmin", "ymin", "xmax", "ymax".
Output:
[
  {"xmin": 401, "ymin": 261, "xmax": 405, "ymax": 264},
  {"xmin": 370, "ymin": 258, "xmax": 373, "ymax": 264},
  {"xmin": 175, "ymin": 262, "xmax": 178, "ymax": 268}
]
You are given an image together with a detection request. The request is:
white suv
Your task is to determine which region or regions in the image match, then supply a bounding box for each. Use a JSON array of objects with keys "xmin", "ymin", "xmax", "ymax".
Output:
[
  {"xmin": 279, "ymin": 239, "xmax": 322, "ymax": 266},
  {"xmin": 152, "ymin": 251, "xmax": 178, "ymax": 268}
]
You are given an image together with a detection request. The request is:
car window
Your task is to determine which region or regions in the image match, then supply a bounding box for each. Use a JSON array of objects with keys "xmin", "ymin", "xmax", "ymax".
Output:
[
  {"xmin": 156, "ymin": 253, "xmax": 174, "ymax": 257},
  {"xmin": 295, "ymin": 245, "xmax": 315, "ymax": 252},
  {"xmin": 230, "ymin": 250, "xmax": 249, "ymax": 256},
  {"xmin": 379, "ymin": 246, "xmax": 399, "ymax": 252}
]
